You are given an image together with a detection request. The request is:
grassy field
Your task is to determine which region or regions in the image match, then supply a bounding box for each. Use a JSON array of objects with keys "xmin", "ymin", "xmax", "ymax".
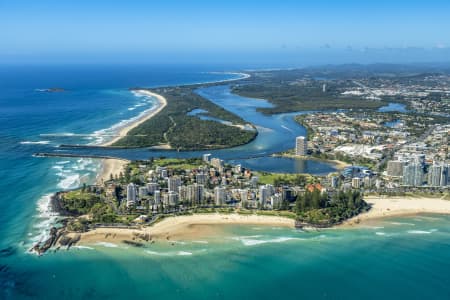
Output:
[
  {"xmin": 256, "ymin": 171, "xmax": 313, "ymax": 185},
  {"xmin": 152, "ymin": 158, "xmax": 204, "ymax": 170}
]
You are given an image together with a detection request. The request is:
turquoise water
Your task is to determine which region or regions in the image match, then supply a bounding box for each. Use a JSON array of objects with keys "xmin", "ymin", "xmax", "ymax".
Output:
[
  {"xmin": 1, "ymin": 65, "xmax": 450, "ymax": 299},
  {"xmin": 3, "ymin": 215, "xmax": 450, "ymax": 299}
]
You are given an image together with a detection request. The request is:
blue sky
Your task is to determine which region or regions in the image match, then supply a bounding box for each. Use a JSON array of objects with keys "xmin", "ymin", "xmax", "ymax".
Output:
[{"xmin": 1, "ymin": 0, "xmax": 450, "ymax": 65}]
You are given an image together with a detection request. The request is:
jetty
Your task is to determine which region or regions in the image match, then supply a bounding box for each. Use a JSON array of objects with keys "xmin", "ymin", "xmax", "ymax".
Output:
[{"xmin": 33, "ymin": 152, "xmax": 130, "ymax": 162}]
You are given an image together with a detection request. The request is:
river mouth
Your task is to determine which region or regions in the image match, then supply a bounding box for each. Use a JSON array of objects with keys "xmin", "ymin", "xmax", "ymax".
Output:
[{"xmin": 41, "ymin": 84, "xmax": 337, "ymax": 174}]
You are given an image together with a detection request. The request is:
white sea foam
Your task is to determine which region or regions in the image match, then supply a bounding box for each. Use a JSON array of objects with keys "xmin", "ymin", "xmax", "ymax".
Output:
[
  {"xmin": 73, "ymin": 246, "xmax": 94, "ymax": 250},
  {"xmin": 170, "ymin": 240, "xmax": 186, "ymax": 245},
  {"xmin": 28, "ymin": 158, "xmax": 100, "ymax": 251},
  {"xmin": 144, "ymin": 250, "xmax": 193, "ymax": 256},
  {"xmin": 145, "ymin": 250, "xmax": 167, "ymax": 256},
  {"xmin": 27, "ymin": 193, "xmax": 60, "ymax": 250},
  {"xmin": 193, "ymin": 240, "xmax": 209, "ymax": 244},
  {"xmin": 40, "ymin": 132, "xmax": 76, "ymax": 137},
  {"xmin": 25, "ymin": 158, "xmax": 82, "ymax": 246},
  {"xmin": 95, "ymin": 242, "xmax": 119, "ymax": 248},
  {"xmin": 414, "ymin": 216, "xmax": 444, "ymax": 222},
  {"xmin": 29, "ymin": 76, "xmax": 251, "ymax": 254},
  {"xmin": 40, "ymin": 90, "xmax": 159, "ymax": 146},
  {"xmin": 232, "ymin": 236, "xmax": 299, "ymax": 246},
  {"xmin": 131, "ymin": 90, "xmax": 158, "ymax": 99},
  {"xmin": 390, "ymin": 222, "xmax": 416, "ymax": 226},
  {"xmin": 20, "ymin": 140, "xmax": 51, "ymax": 145},
  {"xmin": 202, "ymin": 72, "xmax": 251, "ymax": 84},
  {"xmin": 375, "ymin": 232, "xmax": 386, "ymax": 236},
  {"xmin": 57, "ymin": 174, "xmax": 81, "ymax": 189},
  {"xmin": 89, "ymin": 94, "xmax": 158, "ymax": 145},
  {"xmin": 42, "ymin": 94, "xmax": 150, "ymax": 145},
  {"xmin": 407, "ymin": 230, "xmax": 432, "ymax": 234},
  {"xmin": 236, "ymin": 235, "xmax": 263, "ymax": 239}
]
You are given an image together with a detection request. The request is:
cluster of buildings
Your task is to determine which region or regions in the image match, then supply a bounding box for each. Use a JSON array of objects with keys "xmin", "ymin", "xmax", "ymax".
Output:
[
  {"xmin": 117, "ymin": 155, "xmax": 312, "ymax": 214},
  {"xmin": 386, "ymin": 155, "xmax": 449, "ymax": 187},
  {"xmin": 296, "ymin": 112, "xmax": 413, "ymax": 161},
  {"xmin": 295, "ymin": 111, "xmax": 449, "ymax": 190},
  {"xmin": 341, "ymin": 74, "xmax": 450, "ymax": 106},
  {"xmin": 383, "ymin": 121, "xmax": 449, "ymax": 188}
]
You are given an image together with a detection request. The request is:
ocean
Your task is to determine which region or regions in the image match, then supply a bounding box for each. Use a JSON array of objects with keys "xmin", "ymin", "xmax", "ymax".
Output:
[{"xmin": 1, "ymin": 65, "xmax": 450, "ymax": 299}]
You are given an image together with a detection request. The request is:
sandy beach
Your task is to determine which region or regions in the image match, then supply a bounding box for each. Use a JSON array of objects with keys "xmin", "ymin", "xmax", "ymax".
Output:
[
  {"xmin": 327, "ymin": 159, "xmax": 350, "ymax": 170},
  {"xmin": 68, "ymin": 195, "xmax": 450, "ymax": 245},
  {"xmin": 273, "ymin": 153, "xmax": 350, "ymax": 170},
  {"xmin": 94, "ymin": 90, "xmax": 166, "ymax": 184},
  {"xmin": 96, "ymin": 158, "xmax": 129, "ymax": 185},
  {"xmin": 344, "ymin": 195, "xmax": 450, "ymax": 226},
  {"xmin": 74, "ymin": 213, "xmax": 295, "ymax": 245},
  {"xmin": 102, "ymin": 90, "xmax": 167, "ymax": 147}
]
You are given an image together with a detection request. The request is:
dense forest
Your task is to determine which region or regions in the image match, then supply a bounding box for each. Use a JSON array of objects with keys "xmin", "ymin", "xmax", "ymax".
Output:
[
  {"xmin": 295, "ymin": 189, "xmax": 369, "ymax": 227},
  {"xmin": 113, "ymin": 87, "xmax": 257, "ymax": 150}
]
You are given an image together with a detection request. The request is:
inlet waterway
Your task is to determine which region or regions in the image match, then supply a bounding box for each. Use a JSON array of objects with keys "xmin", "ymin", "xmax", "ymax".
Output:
[
  {"xmin": 49, "ymin": 84, "xmax": 337, "ymax": 174},
  {"xmin": 2, "ymin": 66, "xmax": 450, "ymax": 300}
]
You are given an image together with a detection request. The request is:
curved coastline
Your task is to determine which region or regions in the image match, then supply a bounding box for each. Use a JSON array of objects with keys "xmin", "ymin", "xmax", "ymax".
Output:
[
  {"xmin": 72, "ymin": 213, "xmax": 296, "ymax": 245},
  {"xmin": 343, "ymin": 195, "xmax": 450, "ymax": 226},
  {"xmin": 96, "ymin": 72, "xmax": 251, "ymax": 149},
  {"xmin": 70, "ymin": 196, "xmax": 450, "ymax": 246},
  {"xmin": 30, "ymin": 72, "xmax": 254, "ymax": 250},
  {"xmin": 101, "ymin": 90, "xmax": 168, "ymax": 147},
  {"xmin": 31, "ymin": 71, "xmax": 356, "ymax": 251},
  {"xmin": 96, "ymin": 158, "xmax": 129, "ymax": 185}
]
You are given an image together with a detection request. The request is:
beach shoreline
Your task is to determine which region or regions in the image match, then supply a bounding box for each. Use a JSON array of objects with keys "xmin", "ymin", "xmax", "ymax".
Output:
[
  {"xmin": 96, "ymin": 158, "xmax": 129, "ymax": 185},
  {"xmin": 101, "ymin": 90, "xmax": 168, "ymax": 147},
  {"xmin": 99, "ymin": 73, "xmax": 250, "ymax": 148},
  {"xmin": 343, "ymin": 195, "xmax": 450, "ymax": 226},
  {"xmin": 94, "ymin": 90, "xmax": 166, "ymax": 184},
  {"xmin": 67, "ymin": 195, "xmax": 450, "ymax": 246},
  {"xmin": 72, "ymin": 213, "xmax": 295, "ymax": 245}
]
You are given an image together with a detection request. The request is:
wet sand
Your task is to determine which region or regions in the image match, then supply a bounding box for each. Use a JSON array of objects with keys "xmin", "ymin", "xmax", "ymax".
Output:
[
  {"xmin": 344, "ymin": 195, "xmax": 450, "ymax": 226},
  {"xmin": 74, "ymin": 214, "xmax": 295, "ymax": 245},
  {"xmin": 101, "ymin": 90, "xmax": 167, "ymax": 147},
  {"xmin": 96, "ymin": 158, "xmax": 129, "ymax": 185}
]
